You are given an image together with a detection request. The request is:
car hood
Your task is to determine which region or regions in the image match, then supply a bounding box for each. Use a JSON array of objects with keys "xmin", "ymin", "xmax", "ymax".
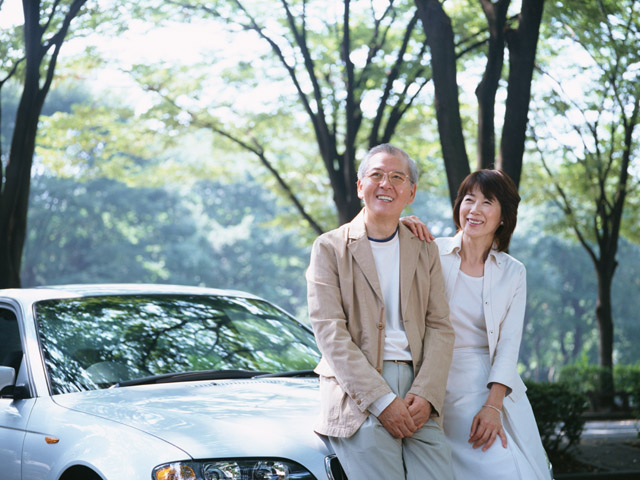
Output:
[{"xmin": 53, "ymin": 377, "xmax": 331, "ymax": 460}]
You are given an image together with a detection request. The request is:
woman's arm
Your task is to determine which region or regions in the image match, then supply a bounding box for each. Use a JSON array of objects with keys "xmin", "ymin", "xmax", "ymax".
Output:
[
  {"xmin": 486, "ymin": 263, "xmax": 527, "ymax": 395},
  {"xmin": 469, "ymin": 382, "xmax": 509, "ymax": 451}
]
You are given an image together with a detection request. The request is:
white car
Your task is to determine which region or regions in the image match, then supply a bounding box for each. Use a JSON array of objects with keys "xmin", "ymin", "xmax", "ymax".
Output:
[{"xmin": 0, "ymin": 284, "xmax": 346, "ymax": 480}]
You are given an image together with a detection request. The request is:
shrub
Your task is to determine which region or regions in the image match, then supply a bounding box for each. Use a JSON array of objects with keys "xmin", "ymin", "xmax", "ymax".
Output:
[
  {"xmin": 558, "ymin": 363, "xmax": 640, "ymax": 411},
  {"xmin": 525, "ymin": 380, "xmax": 588, "ymax": 454},
  {"xmin": 559, "ymin": 363, "xmax": 640, "ymax": 393},
  {"xmin": 557, "ymin": 364, "xmax": 606, "ymax": 392},
  {"xmin": 614, "ymin": 365, "xmax": 640, "ymax": 394}
]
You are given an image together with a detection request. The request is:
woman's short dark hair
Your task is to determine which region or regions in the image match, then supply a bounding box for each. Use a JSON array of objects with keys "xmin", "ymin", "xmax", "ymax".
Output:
[{"xmin": 452, "ymin": 169, "xmax": 520, "ymax": 252}]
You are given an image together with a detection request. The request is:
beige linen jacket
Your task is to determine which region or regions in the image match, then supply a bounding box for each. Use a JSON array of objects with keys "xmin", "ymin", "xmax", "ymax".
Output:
[{"xmin": 306, "ymin": 210, "xmax": 454, "ymax": 438}]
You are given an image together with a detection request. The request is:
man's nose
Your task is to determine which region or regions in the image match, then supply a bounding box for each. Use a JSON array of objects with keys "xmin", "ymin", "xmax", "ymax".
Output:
[{"xmin": 379, "ymin": 173, "xmax": 393, "ymax": 187}]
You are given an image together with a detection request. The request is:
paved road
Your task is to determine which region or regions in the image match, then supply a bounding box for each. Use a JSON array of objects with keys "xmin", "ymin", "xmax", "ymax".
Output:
[
  {"xmin": 581, "ymin": 419, "xmax": 640, "ymax": 439},
  {"xmin": 557, "ymin": 419, "xmax": 640, "ymax": 479}
]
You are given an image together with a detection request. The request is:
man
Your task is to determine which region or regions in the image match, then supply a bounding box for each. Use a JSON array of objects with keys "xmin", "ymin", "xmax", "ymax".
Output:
[{"xmin": 306, "ymin": 144, "xmax": 455, "ymax": 479}]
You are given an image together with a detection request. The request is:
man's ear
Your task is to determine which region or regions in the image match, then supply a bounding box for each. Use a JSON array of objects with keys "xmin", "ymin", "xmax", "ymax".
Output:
[
  {"xmin": 406, "ymin": 183, "xmax": 417, "ymax": 205},
  {"xmin": 357, "ymin": 179, "xmax": 364, "ymax": 200}
]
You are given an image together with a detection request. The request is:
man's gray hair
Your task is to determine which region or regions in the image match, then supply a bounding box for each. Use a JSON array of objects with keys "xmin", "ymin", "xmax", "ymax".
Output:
[{"xmin": 357, "ymin": 144, "xmax": 419, "ymax": 185}]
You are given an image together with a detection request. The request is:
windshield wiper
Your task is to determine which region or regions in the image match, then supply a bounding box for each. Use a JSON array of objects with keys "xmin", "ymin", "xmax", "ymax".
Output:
[
  {"xmin": 114, "ymin": 369, "xmax": 266, "ymax": 387},
  {"xmin": 254, "ymin": 369, "xmax": 318, "ymax": 378}
]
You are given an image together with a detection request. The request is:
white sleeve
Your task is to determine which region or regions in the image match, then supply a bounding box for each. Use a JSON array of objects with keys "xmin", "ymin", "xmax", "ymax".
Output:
[{"xmin": 368, "ymin": 392, "xmax": 397, "ymax": 417}]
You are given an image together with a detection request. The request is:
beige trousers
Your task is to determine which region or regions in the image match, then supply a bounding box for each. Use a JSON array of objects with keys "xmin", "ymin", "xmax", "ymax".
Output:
[{"xmin": 329, "ymin": 361, "xmax": 453, "ymax": 480}]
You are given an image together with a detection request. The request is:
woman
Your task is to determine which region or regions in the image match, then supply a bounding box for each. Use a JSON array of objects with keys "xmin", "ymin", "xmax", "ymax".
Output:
[{"xmin": 402, "ymin": 169, "xmax": 549, "ymax": 479}]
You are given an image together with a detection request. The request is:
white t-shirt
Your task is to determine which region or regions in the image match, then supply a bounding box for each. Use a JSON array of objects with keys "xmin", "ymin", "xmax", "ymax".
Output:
[
  {"xmin": 368, "ymin": 229, "xmax": 412, "ymax": 416},
  {"xmin": 450, "ymin": 270, "xmax": 488, "ymax": 349}
]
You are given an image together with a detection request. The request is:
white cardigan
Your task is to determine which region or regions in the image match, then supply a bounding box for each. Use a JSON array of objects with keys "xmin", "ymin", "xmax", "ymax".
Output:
[
  {"xmin": 436, "ymin": 233, "xmax": 527, "ymax": 403},
  {"xmin": 436, "ymin": 233, "xmax": 550, "ymax": 479}
]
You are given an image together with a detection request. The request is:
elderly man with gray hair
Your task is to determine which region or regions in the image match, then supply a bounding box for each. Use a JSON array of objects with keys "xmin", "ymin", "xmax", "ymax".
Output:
[{"xmin": 306, "ymin": 143, "xmax": 455, "ymax": 479}]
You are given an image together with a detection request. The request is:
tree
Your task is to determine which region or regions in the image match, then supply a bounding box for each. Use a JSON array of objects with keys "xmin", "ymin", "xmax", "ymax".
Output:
[
  {"xmin": 132, "ymin": 0, "xmax": 443, "ymax": 229},
  {"xmin": 0, "ymin": 0, "xmax": 89, "ymax": 288},
  {"xmin": 46, "ymin": 0, "xmax": 546, "ymax": 234},
  {"xmin": 23, "ymin": 173, "xmax": 311, "ymax": 316},
  {"xmin": 531, "ymin": 0, "xmax": 640, "ymax": 406},
  {"xmin": 414, "ymin": 0, "xmax": 545, "ymax": 202},
  {"xmin": 514, "ymin": 230, "xmax": 598, "ymax": 381}
]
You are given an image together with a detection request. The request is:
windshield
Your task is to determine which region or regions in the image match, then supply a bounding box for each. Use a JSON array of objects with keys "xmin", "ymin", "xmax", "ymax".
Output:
[{"xmin": 35, "ymin": 294, "xmax": 320, "ymax": 394}]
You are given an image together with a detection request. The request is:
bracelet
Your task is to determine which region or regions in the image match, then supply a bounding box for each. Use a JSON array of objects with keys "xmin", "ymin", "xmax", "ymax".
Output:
[{"xmin": 483, "ymin": 404, "xmax": 502, "ymax": 414}]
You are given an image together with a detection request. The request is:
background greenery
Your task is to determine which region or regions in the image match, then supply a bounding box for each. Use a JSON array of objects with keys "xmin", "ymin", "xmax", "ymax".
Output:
[{"xmin": 1, "ymin": 0, "xmax": 638, "ymax": 384}]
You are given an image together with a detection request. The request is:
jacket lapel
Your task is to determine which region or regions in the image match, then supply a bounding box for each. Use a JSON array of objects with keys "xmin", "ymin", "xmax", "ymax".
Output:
[
  {"xmin": 399, "ymin": 224, "xmax": 420, "ymax": 318},
  {"xmin": 347, "ymin": 211, "xmax": 384, "ymax": 302}
]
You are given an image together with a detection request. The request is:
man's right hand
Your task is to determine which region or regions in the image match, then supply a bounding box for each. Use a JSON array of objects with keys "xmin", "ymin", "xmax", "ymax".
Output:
[{"xmin": 377, "ymin": 397, "xmax": 418, "ymax": 439}]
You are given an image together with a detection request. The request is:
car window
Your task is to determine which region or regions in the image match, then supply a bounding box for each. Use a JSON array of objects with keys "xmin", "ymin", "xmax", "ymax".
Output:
[
  {"xmin": 0, "ymin": 308, "xmax": 22, "ymax": 378},
  {"xmin": 34, "ymin": 294, "xmax": 320, "ymax": 394}
]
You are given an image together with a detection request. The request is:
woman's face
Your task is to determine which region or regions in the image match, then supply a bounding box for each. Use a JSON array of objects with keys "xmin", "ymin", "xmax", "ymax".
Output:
[{"xmin": 458, "ymin": 186, "xmax": 502, "ymax": 243}]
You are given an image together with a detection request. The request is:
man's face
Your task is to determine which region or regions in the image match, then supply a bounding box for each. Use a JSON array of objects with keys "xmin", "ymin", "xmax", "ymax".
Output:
[{"xmin": 357, "ymin": 152, "xmax": 416, "ymax": 221}]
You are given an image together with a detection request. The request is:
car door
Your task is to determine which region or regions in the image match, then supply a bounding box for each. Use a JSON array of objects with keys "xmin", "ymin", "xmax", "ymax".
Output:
[{"xmin": 0, "ymin": 306, "xmax": 36, "ymax": 480}]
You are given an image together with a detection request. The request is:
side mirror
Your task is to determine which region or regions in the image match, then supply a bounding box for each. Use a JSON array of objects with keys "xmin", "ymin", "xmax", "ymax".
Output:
[
  {"xmin": 0, "ymin": 367, "xmax": 29, "ymax": 399},
  {"xmin": 0, "ymin": 366, "xmax": 15, "ymax": 392}
]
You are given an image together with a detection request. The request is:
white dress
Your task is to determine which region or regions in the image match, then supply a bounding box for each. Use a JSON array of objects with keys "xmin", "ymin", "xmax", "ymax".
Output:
[{"xmin": 443, "ymin": 271, "xmax": 545, "ymax": 480}]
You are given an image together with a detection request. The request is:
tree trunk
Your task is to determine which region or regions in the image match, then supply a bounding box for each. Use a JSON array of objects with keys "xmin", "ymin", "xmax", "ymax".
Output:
[
  {"xmin": 0, "ymin": 0, "xmax": 87, "ymax": 287},
  {"xmin": 415, "ymin": 0, "xmax": 470, "ymax": 205},
  {"xmin": 500, "ymin": 0, "xmax": 545, "ymax": 188},
  {"xmin": 0, "ymin": 2, "xmax": 46, "ymax": 288},
  {"xmin": 338, "ymin": 2, "xmax": 363, "ymax": 226},
  {"xmin": 594, "ymin": 260, "xmax": 616, "ymax": 409},
  {"xmin": 332, "ymin": 152, "xmax": 363, "ymax": 226},
  {"xmin": 476, "ymin": 0, "xmax": 510, "ymax": 170},
  {"xmin": 570, "ymin": 299, "xmax": 585, "ymax": 363}
]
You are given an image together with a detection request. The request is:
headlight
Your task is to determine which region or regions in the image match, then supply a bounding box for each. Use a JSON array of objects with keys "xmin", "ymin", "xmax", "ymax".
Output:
[{"xmin": 153, "ymin": 458, "xmax": 316, "ymax": 480}]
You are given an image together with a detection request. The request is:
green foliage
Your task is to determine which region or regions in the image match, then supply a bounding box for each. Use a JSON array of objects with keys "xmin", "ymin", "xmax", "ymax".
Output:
[
  {"xmin": 531, "ymin": 0, "xmax": 640, "ymax": 245},
  {"xmin": 0, "ymin": 0, "xmax": 128, "ymax": 86},
  {"xmin": 37, "ymin": 102, "xmax": 164, "ymax": 182},
  {"xmin": 557, "ymin": 362, "xmax": 607, "ymax": 394},
  {"xmin": 558, "ymin": 362, "xmax": 640, "ymax": 395},
  {"xmin": 511, "ymin": 217, "xmax": 599, "ymax": 380},
  {"xmin": 23, "ymin": 174, "xmax": 311, "ymax": 317},
  {"xmin": 615, "ymin": 366, "xmax": 640, "ymax": 401},
  {"xmin": 7, "ymin": 0, "xmax": 640, "ymax": 379},
  {"xmin": 557, "ymin": 361, "xmax": 640, "ymax": 414},
  {"xmin": 109, "ymin": 0, "xmax": 447, "ymax": 228},
  {"xmin": 525, "ymin": 380, "xmax": 588, "ymax": 454}
]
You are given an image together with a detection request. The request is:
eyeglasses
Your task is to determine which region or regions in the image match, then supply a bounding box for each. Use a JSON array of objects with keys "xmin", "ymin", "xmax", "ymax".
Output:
[{"xmin": 365, "ymin": 169, "xmax": 410, "ymax": 186}]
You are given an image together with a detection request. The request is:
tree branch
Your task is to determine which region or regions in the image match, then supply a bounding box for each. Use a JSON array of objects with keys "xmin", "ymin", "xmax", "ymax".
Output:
[
  {"xmin": 147, "ymin": 88, "xmax": 324, "ymax": 235},
  {"xmin": 279, "ymin": 0, "xmax": 336, "ymax": 168},
  {"xmin": 0, "ymin": 57, "xmax": 26, "ymax": 87},
  {"xmin": 476, "ymin": 0, "xmax": 509, "ymax": 169},
  {"xmin": 198, "ymin": 120, "xmax": 325, "ymax": 235},
  {"xmin": 341, "ymin": 0, "xmax": 360, "ymax": 197},
  {"xmin": 533, "ymin": 133, "xmax": 598, "ymax": 264},
  {"xmin": 355, "ymin": 0, "xmax": 395, "ymax": 90},
  {"xmin": 369, "ymin": 10, "xmax": 419, "ymax": 146},
  {"xmin": 41, "ymin": 0, "xmax": 87, "ymax": 98}
]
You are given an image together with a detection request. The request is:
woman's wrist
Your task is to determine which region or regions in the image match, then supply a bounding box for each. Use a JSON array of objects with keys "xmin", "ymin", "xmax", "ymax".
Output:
[
  {"xmin": 482, "ymin": 404, "xmax": 502, "ymax": 414},
  {"xmin": 486, "ymin": 382, "xmax": 508, "ymax": 410}
]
